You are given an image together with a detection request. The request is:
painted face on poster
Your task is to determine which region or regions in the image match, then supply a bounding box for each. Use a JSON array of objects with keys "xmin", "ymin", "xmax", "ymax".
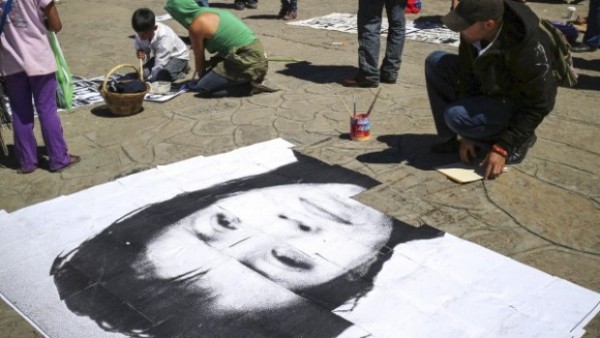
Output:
[{"xmin": 142, "ymin": 183, "xmax": 393, "ymax": 296}]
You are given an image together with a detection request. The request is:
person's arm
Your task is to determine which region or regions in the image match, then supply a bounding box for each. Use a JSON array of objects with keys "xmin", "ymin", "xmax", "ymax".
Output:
[
  {"xmin": 43, "ymin": 1, "xmax": 62, "ymax": 33},
  {"xmin": 188, "ymin": 13, "xmax": 219, "ymax": 78}
]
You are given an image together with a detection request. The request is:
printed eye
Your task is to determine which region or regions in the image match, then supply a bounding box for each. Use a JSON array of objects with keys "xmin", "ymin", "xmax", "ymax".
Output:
[
  {"xmin": 215, "ymin": 212, "xmax": 240, "ymax": 230},
  {"xmin": 279, "ymin": 214, "xmax": 314, "ymax": 232}
]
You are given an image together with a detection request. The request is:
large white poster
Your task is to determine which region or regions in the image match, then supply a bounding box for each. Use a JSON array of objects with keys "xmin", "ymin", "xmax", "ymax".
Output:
[{"xmin": 0, "ymin": 139, "xmax": 598, "ymax": 337}]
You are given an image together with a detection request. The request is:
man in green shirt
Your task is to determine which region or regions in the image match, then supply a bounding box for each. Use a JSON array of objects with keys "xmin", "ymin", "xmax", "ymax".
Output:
[{"xmin": 165, "ymin": 0, "xmax": 268, "ymax": 97}]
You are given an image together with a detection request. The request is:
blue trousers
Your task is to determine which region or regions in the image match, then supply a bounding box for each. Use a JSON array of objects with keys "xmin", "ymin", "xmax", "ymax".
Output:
[
  {"xmin": 357, "ymin": 0, "xmax": 406, "ymax": 84},
  {"xmin": 424, "ymin": 51, "xmax": 515, "ymax": 143},
  {"xmin": 195, "ymin": 70, "xmax": 252, "ymax": 98},
  {"xmin": 583, "ymin": 0, "xmax": 600, "ymax": 46}
]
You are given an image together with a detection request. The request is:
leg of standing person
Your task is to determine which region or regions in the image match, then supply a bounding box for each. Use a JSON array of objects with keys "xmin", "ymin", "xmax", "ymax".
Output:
[
  {"xmin": 573, "ymin": 0, "xmax": 599, "ymax": 52},
  {"xmin": 380, "ymin": 0, "xmax": 407, "ymax": 83},
  {"xmin": 283, "ymin": 0, "xmax": 297, "ymax": 20},
  {"xmin": 6, "ymin": 72, "xmax": 39, "ymax": 173},
  {"xmin": 344, "ymin": 0, "xmax": 384, "ymax": 87},
  {"xmin": 31, "ymin": 73, "xmax": 73, "ymax": 171},
  {"xmin": 279, "ymin": 0, "xmax": 290, "ymax": 18}
]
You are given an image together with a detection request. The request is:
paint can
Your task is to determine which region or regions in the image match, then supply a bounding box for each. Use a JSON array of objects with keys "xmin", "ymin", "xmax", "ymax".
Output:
[
  {"xmin": 350, "ymin": 113, "xmax": 371, "ymax": 141},
  {"xmin": 566, "ymin": 6, "xmax": 576, "ymax": 20}
]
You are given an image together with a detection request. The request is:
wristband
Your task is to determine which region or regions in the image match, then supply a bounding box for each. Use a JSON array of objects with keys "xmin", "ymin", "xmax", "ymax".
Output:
[{"xmin": 492, "ymin": 144, "xmax": 508, "ymax": 158}]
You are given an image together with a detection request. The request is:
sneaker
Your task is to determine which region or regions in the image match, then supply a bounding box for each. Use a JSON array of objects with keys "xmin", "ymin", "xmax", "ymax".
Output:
[
  {"xmin": 342, "ymin": 77, "xmax": 379, "ymax": 88},
  {"xmin": 380, "ymin": 72, "xmax": 397, "ymax": 84},
  {"xmin": 234, "ymin": 0, "xmax": 245, "ymax": 10},
  {"xmin": 380, "ymin": 76, "xmax": 397, "ymax": 84},
  {"xmin": 571, "ymin": 42, "xmax": 598, "ymax": 53},
  {"xmin": 431, "ymin": 137, "xmax": 459, "ymax": 153},
  {"xmin": 506, "ymin": 134, "xmax": 537, "ymax": 164},
  {"xmin": 245, "ymin": 0, "xmax": 258, "ymax": 9}
]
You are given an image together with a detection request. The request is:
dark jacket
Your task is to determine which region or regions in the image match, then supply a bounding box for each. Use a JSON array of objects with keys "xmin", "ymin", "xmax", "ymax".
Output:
[{"xmin": 457, "ymin": 0, "xmax": 557, "ymax": 153}]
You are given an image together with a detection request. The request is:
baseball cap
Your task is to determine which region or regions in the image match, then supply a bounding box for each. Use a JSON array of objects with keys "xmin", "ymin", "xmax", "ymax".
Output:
[{"xmin": 442, "ymin": 0, "xmax": 505, "ymax": 32}]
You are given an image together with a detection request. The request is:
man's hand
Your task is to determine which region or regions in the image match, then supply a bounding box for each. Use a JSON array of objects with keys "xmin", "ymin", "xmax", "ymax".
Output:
[
  {"xmin": 480, "ymin": 151, "xmax": 507, "ymax": 179},
  {"xmin": 136, "ymin": 50, "xmax": 145, "ymax": 60},
  {"xmin": 459, "ymin": 139, "xmax": 478, "ymax": 163}
]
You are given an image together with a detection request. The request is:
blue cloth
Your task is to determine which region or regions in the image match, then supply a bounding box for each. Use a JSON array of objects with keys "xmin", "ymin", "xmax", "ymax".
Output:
[
  {"xmin": 583, "ymin": 0, "xmax": 600, "ymax": 47},
  {"xmin": 356, "ymin": 0, "xmax": 406, "ymax": 84},
  {"xmin": 195, "ymin": 70, "xmax": 252, "ymax": 98},
  {"xmin": 425, "ymin": 51, "xmax": 516, "ymax": 143}
]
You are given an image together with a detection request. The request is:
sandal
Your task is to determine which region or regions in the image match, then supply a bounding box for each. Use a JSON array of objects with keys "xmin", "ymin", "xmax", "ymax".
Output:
[
  {"xmin": 50, "ymin": 155, "xmax": 81, "ymax": 173},
  {"xmin": 17, "ymin": 167, "xmax": 37, "ymax": 175}
]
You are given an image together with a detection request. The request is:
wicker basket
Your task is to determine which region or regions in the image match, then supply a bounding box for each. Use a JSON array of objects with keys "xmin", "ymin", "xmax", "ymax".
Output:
[{"xmin": 100, "ymin": 64, "xmax": 150, "ymax": 116}]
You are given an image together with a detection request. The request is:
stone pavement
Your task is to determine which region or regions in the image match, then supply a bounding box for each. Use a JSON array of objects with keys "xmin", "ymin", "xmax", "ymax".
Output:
[{"xmin": 0, "ymin": 0, "xmax": 598, "ymax": 337}]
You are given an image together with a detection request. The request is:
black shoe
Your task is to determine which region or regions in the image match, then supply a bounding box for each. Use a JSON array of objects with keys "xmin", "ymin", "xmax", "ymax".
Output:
[
  {"xmin": 380, "ymin": 73, "xmax": 397, "ymax": 84},
  {"xmin": 431, "ymin": 137, "xmax": 459, "ymax": 153},
  {"xmin": 234, "ymin": 0, "xmax": 245, "ymax": 10},
  {"xmin": 571, "ymin": 42, "xmax": 598, "ymax": 53},
  {"xmin": 245, "ymin": 0, "xmax": 258, "ymax": 9},
  {"xmin": 506, "ymin": 134, "xmax": 537, "ymax": 164},
  {"xmin": 342, "ymin": 77, "xmax": 379, "ymax": 88},
  {"xmin": 278, "ymin": 4, "xmax": 289, "ymax": 17},
  {"xmin": 380, "ymin": 76, "xmax": 397, "ymax": 84}
]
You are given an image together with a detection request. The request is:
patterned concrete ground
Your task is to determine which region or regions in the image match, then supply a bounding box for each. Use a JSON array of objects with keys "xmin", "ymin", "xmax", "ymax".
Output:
[{"xmin": 0, "ymin": 0, "xmax": 598, "ymax": 337}]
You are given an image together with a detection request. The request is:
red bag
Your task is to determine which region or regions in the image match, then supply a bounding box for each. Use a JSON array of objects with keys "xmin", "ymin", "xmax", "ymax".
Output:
[{"xmin": 406, "ymin": 0, "xmax": 422, "ymax": 14}]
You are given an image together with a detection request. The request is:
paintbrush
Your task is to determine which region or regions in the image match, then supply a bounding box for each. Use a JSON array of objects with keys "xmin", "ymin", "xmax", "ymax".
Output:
[
  {"xmin": 365, "ymin": 88, "xmax": 382, "ymax": 117},
  {"xmin": 336, "ymin": 93, "xmax": 354, "ymax": 118}
]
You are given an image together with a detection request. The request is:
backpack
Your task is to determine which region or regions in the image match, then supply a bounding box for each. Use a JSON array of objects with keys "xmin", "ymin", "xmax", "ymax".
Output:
[{"xmin": 538, "ymin": 18, "xmax": 578, "ymax": 88}]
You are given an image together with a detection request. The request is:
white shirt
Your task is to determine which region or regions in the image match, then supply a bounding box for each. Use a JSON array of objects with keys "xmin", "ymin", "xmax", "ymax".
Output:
[{"xmin": 134, "ymin": 22, "xmax": 189, "ymax": 80}]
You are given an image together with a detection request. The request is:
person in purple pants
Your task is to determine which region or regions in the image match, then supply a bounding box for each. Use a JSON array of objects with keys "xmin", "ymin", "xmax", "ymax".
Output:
[{"xmin": 0, "ymin": 0, "xmax": 79, "ymax": 174}]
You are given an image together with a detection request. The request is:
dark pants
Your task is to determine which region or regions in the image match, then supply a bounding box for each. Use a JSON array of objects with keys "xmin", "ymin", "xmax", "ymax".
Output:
[
  {"xmin": 281, "ymin": 0, "xmax": 297, "ymax": 11},
  {"xmin": 195, "ymin": 71, "xmax": 252, "ymax": 98},
  {"xmin": 6, "ymin": 72, "xmax": 70, "ymax": 171},
  {"xmin": 357, "ymin": 0, "xmax": 406, "ymax": 84},
  {"xmin": 425, "ymin": 51, "xmax": 515, "ymax": 144},
  {"xmin": 583, "ymin": 0, "xmax": 600, "ymax": 46}
]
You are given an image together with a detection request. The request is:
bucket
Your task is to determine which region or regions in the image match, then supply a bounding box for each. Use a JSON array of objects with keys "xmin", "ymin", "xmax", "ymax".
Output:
[{"xmin": 350, "ymin": 113, "xmax": 371, "ymax": 141}]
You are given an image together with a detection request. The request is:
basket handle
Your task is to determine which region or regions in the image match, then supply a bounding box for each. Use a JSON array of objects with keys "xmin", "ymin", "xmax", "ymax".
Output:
[
  {"xmin": 139, "ymin": 58, "xmax": 144, "ymax": 81},
  {"xmin": 101, "ymin": 64, "xmax": 143, "ymax": 92}
]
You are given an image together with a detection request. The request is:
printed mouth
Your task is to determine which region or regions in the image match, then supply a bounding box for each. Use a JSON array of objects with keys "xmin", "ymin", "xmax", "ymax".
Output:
[{"xmin": 271, "ymin": 247, "xmax": 314, "ymax": 270}]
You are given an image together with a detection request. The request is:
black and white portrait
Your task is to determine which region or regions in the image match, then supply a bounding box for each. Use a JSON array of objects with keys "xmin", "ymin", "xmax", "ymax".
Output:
[{"xmin": 0, "ymin": 139, "xmax": 598, "ymax": 338}]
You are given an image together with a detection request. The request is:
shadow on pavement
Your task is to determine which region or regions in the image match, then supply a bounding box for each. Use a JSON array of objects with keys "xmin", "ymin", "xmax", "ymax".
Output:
[
  {"xmin": 356, "ymin": 134, "xmax": 459, "ymax": 170},
  {"xmin": 574, "ymin": 74, "xmax": 600, "ymax": 91},
  {"xmin": 91, "ymin": 105, "xmax": 143, "ymax": 118},
  {"xmin": 245, "ymin": 14, "xmax": 283, "ymax": 20},
  {"xmin": 0, "ymin": 145, "xmax": 48, "ymax": 171},
  {"xmin": 276, "ymin": 61, "xmax": 357, "ymax": 84}
]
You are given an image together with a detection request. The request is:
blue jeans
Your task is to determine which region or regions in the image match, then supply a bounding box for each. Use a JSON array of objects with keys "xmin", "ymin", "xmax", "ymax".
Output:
[
  {"xmin": 196, "ymin": 70, "xmax": 252, "ymax": 98},
  {"xmin": 357, "ymin": 0, "xmax": 406, "ymax": 83},
  {"xmin": 196, "ymin": 0, "xmax": 209, "ymax": 7},
  {"xmin": 425, "ymin": 51, "xmax": 515, "ymax": 143},
  {"xmin": 583, "ymin": 0, "xmax": 599, "ymax": 46},
  {"xmin": 144, "ymin": 57, "xmax": 189, "ymax": 82},
  {"xmin": 281, "ymin": 0, "xmax": 297, "ymax": 11}
]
